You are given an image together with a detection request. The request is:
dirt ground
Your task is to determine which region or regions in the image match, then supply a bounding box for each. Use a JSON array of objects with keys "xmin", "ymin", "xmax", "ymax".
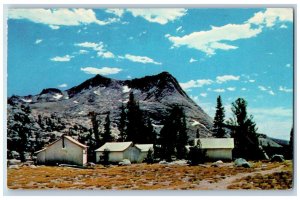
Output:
[{"xmin": 7, "ymin": 160, "xmax": 293, "ymax": 190}]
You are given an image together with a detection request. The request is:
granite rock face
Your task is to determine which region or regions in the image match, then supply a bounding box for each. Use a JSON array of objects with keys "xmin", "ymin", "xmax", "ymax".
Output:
[{"xmin": 7, "ymin": 72, "xmax": 213, "ymax": 154}]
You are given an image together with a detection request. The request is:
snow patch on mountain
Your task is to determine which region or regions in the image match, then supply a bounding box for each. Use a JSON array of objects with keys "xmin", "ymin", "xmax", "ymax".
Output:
[
  {"xmin": 122, "ymin": 85, "xmax": 131, "ymax": 93},
  {"xmin": 191, "ymin": 120, "xmax": 200, "ymax": 126},
  {"xmin": 93, "ymin": 91, "xmax": 100, "ymax": 95},
  {"xmin": 21, "ymin": 98, "xmax": 32, "ymax": 103},
  {"xmin": 53, "ymin": 94, "xmax": 63, "ymax": 100}
]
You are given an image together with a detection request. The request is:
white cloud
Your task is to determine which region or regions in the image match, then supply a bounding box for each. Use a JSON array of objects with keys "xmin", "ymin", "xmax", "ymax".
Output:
[
  {"xmin": 258, "ymin": 85, "xmax": 267, "ymax": 91},
  {"xmin": 189, "ymin": 58, "xmax": 197, "ymax": 63},
  {"xmin": 49, "ymin": 25, "xmax": 60, "ymax": 29},
  {"xmin": 200, "ymin": 93, "xmax": 207, "ymax": 97},
  {"xmin": 8, "ymin": 8, "xmax": 117, "ymax": 28},
  {"xmin": 280, "ymin": 24, "xmax": 288, "ymax": 29},
  {"xmin": 105, "ymin": 9, "xmax": 124, "ymax": 17},
  {"xmin": 286, "ymin": 63, "xmax": 291, "ymax": 68},
  {"xmin": 213, "ymin": 88, "xmax": 225, "ymax": 93},
  {"xmin": 250, "ymin": 107, "xmax": 292, "ymax": 118},
  {"xmin": 79, "ymin": 49, "xmax": 89, "ymax": 54},
  {"xmin": 247, "ymin": 8, "xmax": 293, "ymax": 28},
  {"xmin": 80, "ymin": 67, "xmax": 122, "ymax": 75},
  {"xmin": 179, "ymin": 79, "xmax": 213, "ymax": 90},
  {"xmin": 165, "ymin": 33, "xmax": 171, "ymax": 38},
  {"xmin": 268, "ymin": 90, "xmax": 275, "ymax": 96},
  {"xmin": 121, "ymin": 54, "xmax": 161, "ymax": 65},
  {"xmin": 241, "ymin": 88, "xmax": 247, "ymax": 91},
  {"xmin": 176, "ymin": 26, "xmax": 183, "ymax": 32},
  {"xmin": 167, "ymin": 8, "xmax": 292, "ymax": 56},
  {"xmin": 279, "ymin": 86, "xmax": 293, "ymax": 93},
  {"xmin": 216, "ymin": 75, "xmax": 240, "ymax": 83},
  {"xmin": 50, "ymin": 55, "xmax": 73, "ymax": 62},
  {"xmin": 249, "ymin": 79, "xmax": 256, "ymax": 83},
  {"xmin": 227, "ymin": 87, "xmax": 236, "ymax": 91},
  {"xmin": 98, "ymin": 51, "xmax": 115, "ymax": 58},
  {"xmin": 249, "ymin": 107, "xmax": 293, "ymax": 140},
  {"xmin": 258, "ymin": 85, "xmax": 276, "ymax": 95},
  {"xmin": 35, "ymin": 39, "xmax": 42, "ymax": 44},
  {"xmin": 75, "ymin": 42, "xmax": 102, "ymax": 50},
  {"xmin": 126, "ymin": 9, "xmax": 187, "ymax": 24},
  {"xmin": 167, "ymin": 23, "xmax": 261, "ymax": 56},
  {"xmin": 74, "ymin": 41, "xmax": 115, "ymax": 59},
  {"xmin": 58, "ymin": 83, "xmax": 68, "ymax": 88}
]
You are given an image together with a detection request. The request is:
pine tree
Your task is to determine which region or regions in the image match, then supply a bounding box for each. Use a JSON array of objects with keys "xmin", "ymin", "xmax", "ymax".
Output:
[
  {"xmin": 229, "ymin": 98, "xmax": 261, "ymax": 159},
  {"xmin": 160, "ymin": 106, "xmax": 188, "ymax": 161},
  {"xmin": 176, "ymin": 113, "xmax": 188, "ymax": 159},
  {"xmin": 118, "ymin": 104, "xmax": 127, "ymax": 142},
  {"xmin": 89, "ymin": 111, "xmax": 101, "ymax": 147},
  {"xmin": 196, "ymin": 129, "xmax": 200, "ymax": 138},
  {"xmin": 102, "ymin": 112, "xmax": 113, "ymax": 143},
  {"xmin": 213, "ymin": 95, "xmax": 226, "ymax": 138},
  {"xmin": 143, "ymin": 117, "xmax": 156, "ymax": 144},
  {"xmin": 126, "ymin": 92, "xmax": 144, "ymax": 144}
]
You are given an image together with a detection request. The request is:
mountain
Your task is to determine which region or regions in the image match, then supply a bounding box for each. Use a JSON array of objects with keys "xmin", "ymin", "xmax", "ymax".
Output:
[{"xmin": 7, "ymin": 72, "xmax": 213, "ymax": 156}]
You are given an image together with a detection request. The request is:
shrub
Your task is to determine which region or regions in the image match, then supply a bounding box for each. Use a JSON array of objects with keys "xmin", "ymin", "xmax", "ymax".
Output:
[
  {"xmin": 188, "ymin": 140, "xmax": 207, "ymax": 165},
  {"xmin": 144, "ymin": 148, "xmax": 154, "ymax": 164}
]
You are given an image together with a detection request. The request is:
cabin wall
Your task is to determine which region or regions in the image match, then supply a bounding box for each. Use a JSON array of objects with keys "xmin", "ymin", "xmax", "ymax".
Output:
[
  {"xmin": 137, "ymin": 152, "xmax": 148, "ymax": 163},
  {"xmin": 96, "ymin": 151, "xmax": 124, "ymax": 163},
  {"xmin": 124, "ymin": 147, "xmax": 140, "ymax": 163},
  {"xmin": 43, "ymin": 139, "xmax": 85, "ymax": 166},
  {"xmin": 36, "ymin": 151, "xmax": 46, "ymax": 164},
  {"xmin": 205, "ymin": 148, "xmax": 233, "ymax": 160}
]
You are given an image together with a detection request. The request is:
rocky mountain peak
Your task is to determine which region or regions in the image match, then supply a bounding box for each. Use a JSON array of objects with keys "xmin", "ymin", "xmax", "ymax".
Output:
[
  {"xmin": 8, "ymin": 71, "xmax": 214, "ymax": 140},
  {"xmin": 40, "ymin": 88, "xmax": 62, "ymax": 95},
  {"xmin": 67, "ymin": 74, "xmax": 113, "ymax": 97}
]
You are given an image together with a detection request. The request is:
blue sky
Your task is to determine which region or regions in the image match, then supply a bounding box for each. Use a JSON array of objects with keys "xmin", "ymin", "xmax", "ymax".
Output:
[{"xmin": 7, "ymin": 8, "xmax": 293, "ymax": 140}]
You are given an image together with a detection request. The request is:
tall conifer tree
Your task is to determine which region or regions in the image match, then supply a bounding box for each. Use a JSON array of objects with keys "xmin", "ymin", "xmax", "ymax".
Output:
[{"xmin": 213, "ymin": 95, "xmax": 226, "ymax": 138}]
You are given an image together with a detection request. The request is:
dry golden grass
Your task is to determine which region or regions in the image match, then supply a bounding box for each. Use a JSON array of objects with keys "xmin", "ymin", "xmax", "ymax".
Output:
[
  {"xmin": 7, "ymin": 161, "xmax": 293, "ymax": 190},
  {"xmin": 227, "ymin": 161, "xmax": 293, "ymax": 190}
]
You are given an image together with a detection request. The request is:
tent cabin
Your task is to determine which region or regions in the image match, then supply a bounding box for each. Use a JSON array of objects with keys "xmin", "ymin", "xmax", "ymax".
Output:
[
  {"xmin": 35, "ymin": 135, "xmax": 88, "ymax": 166},
  {"xmin": 194, "ymin": 138, "xmax": 234, "ymax": 160},
  {"xmin": 95, "ymin": 142, "xmax": 154, "ymax": 163},
  {"xmin": 135, "ymin": 144, "xmax": 153, "ymax": 163},
  {"xmin": 95, "ymin": 142, "xmax": 135, "ymax": 163}
]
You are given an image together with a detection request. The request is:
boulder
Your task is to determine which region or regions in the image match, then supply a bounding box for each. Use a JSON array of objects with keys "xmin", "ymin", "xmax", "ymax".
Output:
[
  {"xmin": 30, "ymin": 165, "xmax": 37, "ymax": 168},
  {"xmin": 7, "ymin": 159, "xmax": 21, "ymax": 166},
  {"xmin": 86, "ymin": 162, "xmax": 96, "ymax": 167},
  {"xmin": 9, "ymin": 165, "xmax": 19, "ymax": 169},
  {"xmin": 159, "ymin": 160, "xmax": 168, "ymax": 165},
  {"xmin": 10, "ymin": 151, "xmax": 20, "ymax": 159},
  {"xmin": 234, "ymin": 158, "xmax": 251, "ymax": 168},
  {"xmin": 118, "ymin": 159, "xmax": 131, "ymax": 166},
  {"xmin": 271, "ymin": 154, "xmax": 285, "ymax": 162},
  {"xmin": 211, "ymin": 160, "xmax": 223, "ymax": 167},
  {"xmin": 168, "ymin": 160, "xmax": 188, "ymax": 166},
  {"xmin": 23, "ymin": 161, "xmax": 34, "ymax": 166}
]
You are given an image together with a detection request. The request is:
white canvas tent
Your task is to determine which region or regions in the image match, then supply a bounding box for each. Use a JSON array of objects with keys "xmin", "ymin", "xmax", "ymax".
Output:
[
  {"xmin": 95, "ymin": 142, "xmax": 153, "ymax": 163},
  {"xmin": 35, "ymin": 135, "xmax": 88, "ymax": 166},
  {"xmin": 194, "ymin": 138, "xmax": 234, "ymax": 160}
]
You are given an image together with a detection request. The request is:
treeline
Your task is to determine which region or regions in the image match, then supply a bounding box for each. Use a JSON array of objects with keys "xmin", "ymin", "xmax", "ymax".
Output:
[
  {"xmin": 86, "ymin": 92, "xmax": 188, "ymax": 163},
  {"xmin": 7, "ymin": 92, "xmax": 293, "ymax": 163},
  {"xmin": 211, "ymin": 95, "xmax": 293, "ymax": 160}
]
